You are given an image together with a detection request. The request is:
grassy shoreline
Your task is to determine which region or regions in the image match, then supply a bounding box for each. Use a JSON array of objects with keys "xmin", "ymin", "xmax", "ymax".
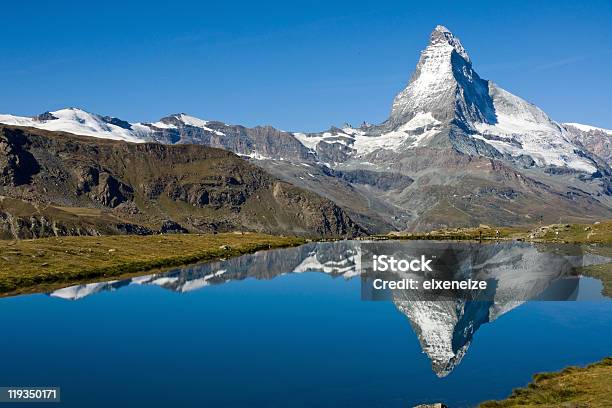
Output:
[
  {"xmin": 480, "ymin": 357, "xmax": 612, "ymax": 407},
  {"xmin": 0, "ymin": 233, "xmax": 306, "ymax": 297},
  {"xmin": 2, "ymin": 221, "xmax": 611, "ymax": 297},
  {"xmin": 382, "ymin": 221, "xmax": 612, "ymax": 244}
]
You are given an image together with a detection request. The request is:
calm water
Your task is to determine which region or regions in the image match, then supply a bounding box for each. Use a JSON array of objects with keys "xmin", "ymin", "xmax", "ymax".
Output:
[{"xmin": 0, "ymin": 241, "xmax": 610, "ymax": 407}]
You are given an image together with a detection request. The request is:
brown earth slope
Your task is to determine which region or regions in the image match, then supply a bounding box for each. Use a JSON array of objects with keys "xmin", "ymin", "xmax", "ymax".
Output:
[{"xmin": 0, "ymin": 125, "xmax": 365, "ymax": 239}]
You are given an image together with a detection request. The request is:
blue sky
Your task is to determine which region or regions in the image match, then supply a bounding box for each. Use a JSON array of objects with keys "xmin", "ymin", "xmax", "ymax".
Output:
[{"xmin": 1, "ymin": 0, "xmax": 611, "ymax": 131}]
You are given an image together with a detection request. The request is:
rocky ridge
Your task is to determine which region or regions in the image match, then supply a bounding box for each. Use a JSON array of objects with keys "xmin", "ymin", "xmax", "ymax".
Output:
[{"xmin": 0, "ymin": 125, "xmax": 364, "ymax": 239}]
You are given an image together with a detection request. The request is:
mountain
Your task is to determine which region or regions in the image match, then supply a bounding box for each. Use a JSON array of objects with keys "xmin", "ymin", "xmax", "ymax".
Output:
[
  {"xmin": 0, "ymin": 109, "xmax": 313, "ymax": 161},
  {"xmin": 0, "ymin": 108, "xmax": 145, "ymax": 143},
  {"xmin": 0, "ymin": 125, "xmax": 364, "ymax": 239},
  {"xmin": 562, "ymin": 123, "xmax": 612, "ymax": 165},
  {"xmin": 2, "ymin": 25, "xmax": 611, "ymax": 230},
  {"xmin": 288, "ymin": 26, "xmax": 612, "ymax": 229},
  {"xmin": 0, "ymin": 109, "xmax": 400, "ymax": 231},
  {"xmin": 296, "ymin": 26, "xmax": 599, "ymax": 172}
]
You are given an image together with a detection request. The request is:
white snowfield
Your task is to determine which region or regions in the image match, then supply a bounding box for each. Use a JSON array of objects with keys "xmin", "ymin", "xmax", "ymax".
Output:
[
  {"xmin": 0, "ymin": 109, "xmax": 226, "ymax": 143},
  {"xmin": 355, "ymin": 112, "xmax": 442, "ymax": 154},
  {"xmin": 293, "ymin": 112, "xmax": 442, "ymax": 156},
  {"xmin": 0, "ymin": 109, "xmax": 146, "ymax": 143},
  {"xmin": 472, "ymin": 85, "xmax": 597, "ymax": 173}
]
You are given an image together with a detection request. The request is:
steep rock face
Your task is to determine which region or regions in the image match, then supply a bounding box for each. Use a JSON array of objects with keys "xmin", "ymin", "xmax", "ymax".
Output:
[
  {"xmin": 271, "ymin": 182, "xmax": 357, "ymax": 236},
  {"xmin": 335, "ymin": 169, "xmax": 414, "ymax": 191},
  {"xmin": 0, "ymin": 125, "xmax": 365, "ymax": 238},
  {"xmin": 0, "ymin": 129, "xmax": 39, "ymax": 185},
  {"xmin": 0, "ymin": 196, "xmax": 152, "ymax": 240},
  {"xmin": 145, "ymin": 114, "xmax": 316, "ymax": 161},
  {"xmin": 562, "ymin": 123, "xmax": 612, "ymax": 165}
]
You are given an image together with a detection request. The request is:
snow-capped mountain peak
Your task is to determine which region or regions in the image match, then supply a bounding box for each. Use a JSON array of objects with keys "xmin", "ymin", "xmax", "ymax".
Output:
[
  {"xmin": 431, "ymin": 24, "xmax": 470, "ymax": 62},
  {"xmin": 162, "ymin": 113, "xmax": 227, "ymax": 136},
  {"xmin": 0, "ymin": 107, "xmax": 146, "ymax": 143},
  {"xmin": 378, "ymin": 26, "xmax": 599, "ymax": 173},
  {"xmin": 0, "ymin": 108, "xmax": 231, "ymax": 143},
  {"xmin": 175, "ymin": 113, "xmax": 210, "ymax": 128},
  {"xmin": 388, "ymin": 25, "xmax": 494, "ymax": 128}
]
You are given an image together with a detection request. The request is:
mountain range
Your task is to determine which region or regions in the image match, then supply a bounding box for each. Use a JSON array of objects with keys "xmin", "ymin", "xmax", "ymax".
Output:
[
  {"xmin": 0, "ymin": 126, "xmax": 362, "ymax": 239},
  {"xmin": 1, "ymin": 25, "xmax": 611, "ymax": 236}
]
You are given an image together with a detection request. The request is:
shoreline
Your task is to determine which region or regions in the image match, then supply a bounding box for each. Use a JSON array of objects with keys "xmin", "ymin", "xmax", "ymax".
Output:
[
  {"xmin": 0, "ymin": 233, "xmax": 306, "ymax": 297},
  {"xmin": 2, "ymin": 221, "xmax": 611, "ymax": 297},
  {"xmin": 479, "ymin": 357, "xmax": 612, "ymax": 407},
  {"xmin": 379, "ymin": 221, "xmax": 612, "ymax": 244}
]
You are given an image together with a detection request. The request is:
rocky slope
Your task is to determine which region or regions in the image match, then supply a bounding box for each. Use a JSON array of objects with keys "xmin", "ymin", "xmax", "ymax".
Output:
[
  {"xmin": 0, "ymin": 125, "xmax": 364, "ymax": 239},
  {"xmin": 562, "ymin": 123, "xmax": 612, "ymax": 165}
]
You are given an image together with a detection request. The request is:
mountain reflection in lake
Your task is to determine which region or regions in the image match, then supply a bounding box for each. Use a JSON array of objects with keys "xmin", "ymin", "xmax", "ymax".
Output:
[{"xmin": 48, "ymin": 240, "xmax": 609, "ymax": 377}]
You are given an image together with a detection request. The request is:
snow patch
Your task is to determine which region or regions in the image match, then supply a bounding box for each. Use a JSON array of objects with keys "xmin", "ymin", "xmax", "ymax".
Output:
[{"xmin": 178, "ymin": 114, "xmax": 226, "ymax": 136}]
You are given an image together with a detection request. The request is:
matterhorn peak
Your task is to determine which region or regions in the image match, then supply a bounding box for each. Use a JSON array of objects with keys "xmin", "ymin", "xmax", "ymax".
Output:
[
  {"xmin": 430, "ymin": 25, "xmax": 470, "ymax": 62},
  {"xmin": 388, "ymin": 24, "xmax": 494, "ymax": 128}
]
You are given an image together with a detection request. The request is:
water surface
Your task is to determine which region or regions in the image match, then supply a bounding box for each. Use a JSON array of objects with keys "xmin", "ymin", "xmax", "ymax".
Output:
[{"xmin": 0, "ymin": 241, "xmax": 610, "ymax": 407}]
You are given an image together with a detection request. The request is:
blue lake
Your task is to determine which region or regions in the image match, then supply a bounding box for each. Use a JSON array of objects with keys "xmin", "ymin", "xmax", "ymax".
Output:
[{"xmin": 0, "ymin": 241, "xmax": 610, "ymax": 407}]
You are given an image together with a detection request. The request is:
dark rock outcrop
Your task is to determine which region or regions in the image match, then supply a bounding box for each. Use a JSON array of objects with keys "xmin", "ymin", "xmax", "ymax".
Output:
[
  {"xmin": 0, "ymin": 127, "xmax": 40, "ymax": 186},
  {"xmin": 159, "ymin": 220, "xmax": 188, "ymax": 234}
]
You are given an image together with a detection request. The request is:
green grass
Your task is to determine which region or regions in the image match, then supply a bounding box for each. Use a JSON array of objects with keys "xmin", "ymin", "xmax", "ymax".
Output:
[
  {"xmin": 480, "ymin": 357, "xmax": 612, "ymax": 407},
  {"xmin": 0, "ymin": 233, "xmax": 306, "ymax": 296},
  {"xmin": 384, "ymin": 225, "xmax": 528, "ymax": 241},
  {"xmin": 527, "ymin": 221, "xmax": 612, "ymax": 244},
  {"xmin": 384, "ymin": 221, "xmax": 612, "ymax": 244}
]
